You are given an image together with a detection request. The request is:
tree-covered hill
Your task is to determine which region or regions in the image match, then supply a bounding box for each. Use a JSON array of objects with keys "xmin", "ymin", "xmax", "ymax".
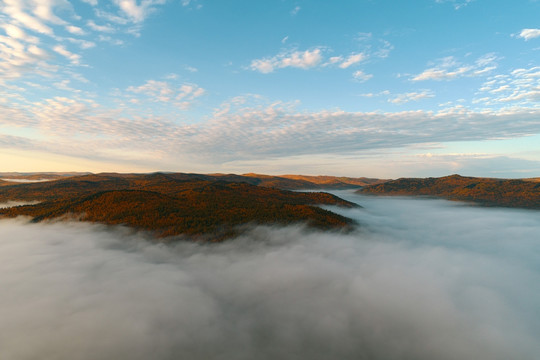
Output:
[
  {"xmin": 0, "ymin": 173, "xmax": 358, "ymax": 240},
  {"xmin": 359, "ymin": 174, "xmax": 540, "ymax": 209}
]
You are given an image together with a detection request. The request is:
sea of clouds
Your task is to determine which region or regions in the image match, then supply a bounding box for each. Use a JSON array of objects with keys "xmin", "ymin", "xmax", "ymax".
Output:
[{"xmin": 0, "ymin": 192, "xmax": 539, "ymax": 360}]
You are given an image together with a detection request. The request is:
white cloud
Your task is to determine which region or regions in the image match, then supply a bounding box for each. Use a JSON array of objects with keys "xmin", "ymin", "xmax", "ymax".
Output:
[
  {"xmin": 53, "ymin": 45, "xmax": 80, "ymax": 64},
  {"xmin": 250, "ymin": 48, "xmax": 323, "ymax": 73},
  {"xmin": 412, "ymin": 54, "xmax": 498, "ymax": 81},
  {"xmin": 127, "ymin": 79, "xmax": 205, "ymax": 108},
  {"xmin": 435, "ymin": 0, "xmax": 474, "ymax": 10},
  {"xmin": 0, "ymin": 0, "xmax": 101, "ymax": 82},
  {"xmin": 2, "ymin": 92, "xmax": 540, "ymax": 169},
  {"xmin": 251, "ymin": 49, "xmax": 373, "ymax": 74},
  {"xmin": 327, "ymin": 56, "xmax": 342, "ymax": 64},
  {"xmin": 374, "ymin": 40, "xmax": 394, "ymax": 59},
  {"xmin": 65, "ymin": 25, "xmax": 85, "ymax": 35},
  {"xmin": 33, "ymin": 0, "xmax": 69, "ymax": 24},
  {"xmin": 176, "ymin": 102, "xmax": 540, "ymax": 164},
  {"xmin": 115, "ymin": 0, "xmax": 145, "ymax": 22},
  {"xmin": 67, "ymin": 37, "xmax": 96, "ymax": 49},
  {"xmin": 290, "ymin": 6, "xmax": 301, "ymax": 15},
  {"xmin": 356, "ymin": 32, "xmax": 372, "ymax": 41},
  {"xmin": 97, "ymin": 35, "xmax": 123, "ymax": 45},
  {"xmin": 0, "ymin": 33, "xmax": 50, "ymax": 80},
  {"xmin": 281, "ymin": 49, "xmax": 322, "ymax": 68},
  {"xmin": 358, "ymin": 90, "xmax": 390, "ymax": 98},
  {"xmin": 94, "ymin": 8, "xmax": 130, "ymax": 25},
  {"xmin": 339, "ymin": 53, "xmax": 366, "ymax": 69},
  {"xmin": 180, "ymin": 0, "xmax": 200, "ymax": 7},
  {"xmin": 27, "ymin": 44, "xmax": 48, "ymax": 58},
  {"xmin": 250, "ymin": 59, "xmax": 275, "ymax": 73},
  {"xmin": 2, "ymin": 24, "xmax": 39, "ymax": 43},
  {"xmin": 352, "ymin": 70, "xmax": 372, "ymax": 82},
  {"xmin": 476, "ymin": 66, "xmax": 540, "ymax": 106},
  {"xmin": 250, "ymin": 34, "xmax": 391, "ymax": 74},
  {"xmin": 389, "ymin": 90, "xmax": 435, "ymax": 104},
  {"xmin": 3, "ymin": 3, "xmax": 53, "ymax": 35},
  {"xmin": 87, "ymin": 20, "xmax": 115, "ymax": 33},
  {"xmin": 518, "ymin": 28, "xmax": 540, "ymax": 40},
  {"xmin": 113, "ymin": 0, "xmax": 166, "ymax": 23}
]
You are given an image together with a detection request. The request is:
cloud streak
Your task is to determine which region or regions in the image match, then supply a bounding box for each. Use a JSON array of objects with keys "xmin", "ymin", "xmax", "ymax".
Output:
[
  {"xmin": 250, "ymin": 48, "xmax": 323, "ymax": 73},
  {"xmin": 412, "ymin": 54, "xmax": 497, "ymax": 81},
  {"xmin": 249, "ymin": 36, "xmax": 390, "ymax": 76},
  {"xmin": 0, "ymin": 194, "xmax": 539, "ymax": 359},
  {"xmin": 476, "ymin": 66, "xmax": 540, "ymax": 106}
]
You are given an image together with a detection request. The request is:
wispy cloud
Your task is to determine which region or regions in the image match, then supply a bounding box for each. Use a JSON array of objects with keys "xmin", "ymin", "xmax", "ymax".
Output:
[
  {"xmin": 66, "ymin": 38, "xmax": 96, "ymax": 49},
  {"xmin": 249, "ymin": 33, "xmax": 392, "ymax": 78},
  {"xmin": 389, "ymin": 90, "xmax": 435, "ymax": 104},
  {"xmin": 2, "ymin": 0, "xmax": 54, "ymax": 35},
  {"xmin": 435, "ymin": 0, "xmax": 474, "ymax": 10},
  {"xmin": 0, "ymin": 0, "xmax": 100, "ymax": 84},
  {"xmin": 113, "ymin": 0, "xmax": 167, "ymax": 23},
  {"xmin": 65, "ymin": 25, "xmax": 86, "ymax": 36},
  {"xmin": 352, "ymin": 70, "xmax": 372, "ymax": 82},
  {"xmin": 475, "ymin": 66, "xmax": 540, "ymax": 106},
  {"xmin": 53, "ymin": 45, "xmax": 81, "ymax": 65},
  {"xmin": 250, "ymin": 48, "xmax": 373, "ymax": 74},
  {"xmin": 87, "ymin": 20, "xmax": 115, "ymax": 33},
  {"xmin": 127, "ymin": 79, "xmax": 205, "ymax": 109},
  {"xmin": 3, "ymin": 93, "xmax": 540, "ymax": 168},
  {"xmin": 250, "ymin": 48, "xmax": 323, "ymax": 73},
  {"xmin": 0, "ymin": 31, "xmax": 49, "ymax": 80},
  {"xmin": 339, "ymin": 53, "xmax": 366, "ymax": 69},
  {"xmin": 412, "ymin": 53, "xmax": 498, "ymax": 81}
]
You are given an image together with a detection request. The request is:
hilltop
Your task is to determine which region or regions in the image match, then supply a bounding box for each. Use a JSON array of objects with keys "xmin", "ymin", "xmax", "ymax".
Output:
[
  {"xmin": 0, "ymin": 173, "xmax": 359, "ymax": 240},
  {"xmin": 359, "ymin": 174, "xmax": 540, "ymax": 209},
  {"xmin": 243, "ymin": 173, "xmax": 385, "ymax": 189}
]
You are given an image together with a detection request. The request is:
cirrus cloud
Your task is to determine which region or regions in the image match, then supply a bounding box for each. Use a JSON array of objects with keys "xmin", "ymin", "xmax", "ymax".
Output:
[{"xmin": 412, "ymin": 53, "xmax": 498, "ymax": 81}]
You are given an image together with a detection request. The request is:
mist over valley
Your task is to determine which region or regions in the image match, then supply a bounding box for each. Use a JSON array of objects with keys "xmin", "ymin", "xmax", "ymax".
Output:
[{"xmin": 1, "ymin": 191, "xmax": 539, "ymax": 359}]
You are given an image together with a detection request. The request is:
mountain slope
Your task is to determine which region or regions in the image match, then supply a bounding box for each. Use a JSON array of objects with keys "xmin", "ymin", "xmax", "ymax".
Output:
[
  {"xmin": 359, "ymin": 174, "xmax": 540, "ymax": 209},
  {"xmin": 0, "ymin": 173, "xmax": 358, "ymax": 240}
]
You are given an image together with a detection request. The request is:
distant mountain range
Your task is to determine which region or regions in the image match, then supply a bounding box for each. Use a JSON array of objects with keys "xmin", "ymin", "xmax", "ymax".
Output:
[
  {"xmin": 0, "ymin": 172, "xmax": 385, "ymax": 189},
  {"xmin": 0, "ymin": 173, "xmax": 360, "ymax": 240},
  {"xmin": 0, "ymin": 172, "xmax": 91, "ymax": 182},
  {"xmin": 359, "ymin": 174, "xmax": 540, "ymax": 209}
]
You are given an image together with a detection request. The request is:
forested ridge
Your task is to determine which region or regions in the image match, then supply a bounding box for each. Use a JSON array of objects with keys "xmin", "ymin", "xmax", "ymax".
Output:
[
  {"xmin": 0, "ymin": 173, "xmax": 358, "ymax": 240},
  {"xmin": 359, "ymin": 174, "xmax": 540, "ymax": 209}
]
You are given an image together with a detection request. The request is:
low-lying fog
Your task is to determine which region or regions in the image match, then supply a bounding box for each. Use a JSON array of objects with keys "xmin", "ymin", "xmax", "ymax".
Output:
[
  {"xmin": 0, "ymin": 201, "xmax": 40, "ymax": 209},
  {"xmin": 1, "ymin": 192, "xmax": 539, "ymax": 360}
]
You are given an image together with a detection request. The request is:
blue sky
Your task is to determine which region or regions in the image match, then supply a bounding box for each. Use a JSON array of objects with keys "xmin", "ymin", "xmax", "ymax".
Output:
[{"xmin": 0, "ymin": 0, "xmax": 539, "ymax": 178}]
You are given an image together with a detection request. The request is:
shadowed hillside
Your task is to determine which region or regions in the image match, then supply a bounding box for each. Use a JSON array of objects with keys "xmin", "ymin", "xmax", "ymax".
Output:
[
  {"xmin": 359, "ymin": 174, "xmax": 540, "ymax": 209},
  {"xmin": 0, "ymin": 173, "xmax": 358, "ymax": 240}
]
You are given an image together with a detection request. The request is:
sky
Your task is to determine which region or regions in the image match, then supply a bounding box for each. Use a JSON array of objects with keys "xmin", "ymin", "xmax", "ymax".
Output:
[{"xmin": 0, "ymin": 0, "xmax": 539, "ymax": 178}]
